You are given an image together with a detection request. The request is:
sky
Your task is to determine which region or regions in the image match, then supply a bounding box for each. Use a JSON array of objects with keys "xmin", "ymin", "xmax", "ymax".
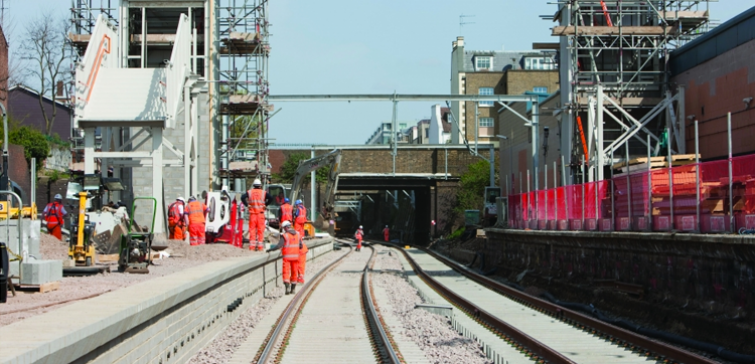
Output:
[{"xmin": 4, "ymin": 1, "xmax": 754, "ymax": 145}]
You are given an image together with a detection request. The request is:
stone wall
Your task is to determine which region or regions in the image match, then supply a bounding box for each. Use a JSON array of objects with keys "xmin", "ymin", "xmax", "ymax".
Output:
[{"xmin": 484, "ymin": 229, "xmax": 755, "ymax": 314}]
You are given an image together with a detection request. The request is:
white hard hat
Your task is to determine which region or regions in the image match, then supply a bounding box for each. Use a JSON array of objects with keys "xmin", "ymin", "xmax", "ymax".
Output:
[
  {"xmin": 177, "ymin": 197, "xmax": 185, "ymax": 202},
  {"xmin": 281, "ymin": 220, "xmax": 292, "ymax": 228},
  {"xmin": 54, "ymin": 194, "xmax": 62, "ymax": 200},
  {"xmin": 253, "ymin": 179, "xmax": 262, "ymax": 186},
  {"xmin": 385, "ymin": 225, "xmax": 388, "ymax": 228},
  {"xmin": 359, "ymin": 225, "xmax": 363, "ymax": 229}
]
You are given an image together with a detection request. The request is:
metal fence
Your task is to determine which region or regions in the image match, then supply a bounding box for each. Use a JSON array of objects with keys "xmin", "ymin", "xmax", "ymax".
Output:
[{"xmin": 508, "ymin": 153, "xmax": 755, "ymax": 234}]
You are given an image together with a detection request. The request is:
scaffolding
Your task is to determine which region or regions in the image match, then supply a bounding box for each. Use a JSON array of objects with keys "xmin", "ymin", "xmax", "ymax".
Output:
[
  {"xmin": 553, "ymin": 1, "xmax": 711, "ymax": 181},
  {"xmin": 216, "ymin": 0, "xmax": 272, "ymax": 187}
]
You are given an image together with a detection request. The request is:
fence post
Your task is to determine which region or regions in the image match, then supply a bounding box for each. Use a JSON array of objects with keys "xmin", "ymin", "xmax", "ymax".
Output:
[
  {"xmin": 728, "ymin": 112, "xmax": 734, "ymax": 233},
  {"xmin": 527, "ymin": 169, "xmax": 531, "ymax": 227},
  {"xmin": 648, "ymin": 134, "xmax": 653, "ymax": 231},
  {"xmin": 626, "ymin": 140, "xmax": 632, "ymax": 230},
  {"xmin": 545, "ymin": 164, "xmax": 548, "ymax": 228},
  {"xmin": 668, "ymin": 128, "xmax": 674, "ymax": 231},
  {"xmin": 554, "ymin": 161, "xmax": 558, "ymax": 223},
  {"xmin": 562, "ymin": 155, "xmax": 568, "ymax": 228},
  {"xmin": 595, "ymin": 162, "xmax": 599, "ymax": 225},
  {"xmin": 581, "ymin": 160, "xmax": 586, "ymax": 229},
  {"xmin": 695, "ymin": 120, "xmax": 700, "ymax": 233},
  {"xmin": 610, "ymin": 147, "xmax": 615, "ymax": 230}
]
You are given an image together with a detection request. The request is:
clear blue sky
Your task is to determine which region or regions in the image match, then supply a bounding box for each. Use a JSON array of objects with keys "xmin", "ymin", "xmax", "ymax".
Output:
[{"xmin": 5, "ymin": 1, "xmax": 753, "ymax": 145}]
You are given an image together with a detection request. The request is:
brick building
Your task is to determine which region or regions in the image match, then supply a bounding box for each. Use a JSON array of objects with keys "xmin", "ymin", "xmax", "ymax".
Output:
[
  {"xmin": 670, "ymin": 6, "xmax": 755, "ymax": 160},
  {"xmin": 450, "ymin": 36, "xmax": 558, "ymax": 147}
]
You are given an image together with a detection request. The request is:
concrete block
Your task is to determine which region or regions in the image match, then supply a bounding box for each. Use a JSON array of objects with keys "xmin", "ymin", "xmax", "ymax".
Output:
[{"xmin": 20, "ymin": 259, "xmax": 63, "ymax": 285}]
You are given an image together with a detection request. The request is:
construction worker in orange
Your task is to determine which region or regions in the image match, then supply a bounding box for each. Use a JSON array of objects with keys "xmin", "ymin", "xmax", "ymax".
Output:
[
  {"xmin": 43, "ymin": 194, "xmax": 67, "ymax": 240},
  {"xmin": 354, "ymin": 225, "xmax": 364, "ymax": 251},
  {"xmin": 293, "ymin": 199, "xmax": 307, "ymax": 237},
  {"xmin": 278, "ymin": 198, "xmax": 293, "ymax": 225},
  {"xmin": 268, "ymin": 221, "xmax": 301, "ymax": 295},
  {"xmin": 297, "ymin": 237, "xmax": 308, "ymax": 285},
  {"xmin": 382, "ymin": 225, "xmax": 390, "ymax": 242},
  {"xmin": 185, "ymin": 196, "xmax": 208, "ymax": 246},
  {"xmin": 241, "ymin": 179, "xmax": 272, "ymax": 251},
  {"xmin": 167, "ymin": 197, "xmax": 186, "ymax": 240}
]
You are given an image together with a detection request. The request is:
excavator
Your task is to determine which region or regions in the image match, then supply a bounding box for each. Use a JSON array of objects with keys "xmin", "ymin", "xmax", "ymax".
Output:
[{"xmin": 288, "ymin": 149, "xmax": 342, "ymax": 237}]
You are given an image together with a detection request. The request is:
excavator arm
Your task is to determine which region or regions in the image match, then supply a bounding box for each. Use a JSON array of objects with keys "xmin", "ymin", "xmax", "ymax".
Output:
[{"xmin": 289, "ymin": 149, "xmax": 342, "ymax": 222}]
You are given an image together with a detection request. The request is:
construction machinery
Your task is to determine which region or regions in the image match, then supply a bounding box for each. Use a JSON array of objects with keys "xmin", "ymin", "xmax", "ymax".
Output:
[
  {"xmin": 289, "ymin": 149, "xmax": 342, "ymax": 237},
  {"xmin": 205, "ymin": 189, "xmax": 232, "ymax": 243},
  {"xmin": 69, "ymin": 191, "xmax": 97, "ymax": 266},
  {"xmin": 118, "ymin": 197, "xmax": 157, "ymax": 273}
]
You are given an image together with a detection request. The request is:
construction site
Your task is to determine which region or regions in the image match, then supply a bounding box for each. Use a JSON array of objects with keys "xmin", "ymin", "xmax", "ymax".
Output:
[{"xmin": 1, "ymin": 1, "xmax": 755, "ymax": 363}]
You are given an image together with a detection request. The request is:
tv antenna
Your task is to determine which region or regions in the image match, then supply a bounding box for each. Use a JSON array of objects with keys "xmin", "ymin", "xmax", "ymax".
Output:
[{"xmin": 459, "ymin": 14, "xmax": 475, "ymax": 34}]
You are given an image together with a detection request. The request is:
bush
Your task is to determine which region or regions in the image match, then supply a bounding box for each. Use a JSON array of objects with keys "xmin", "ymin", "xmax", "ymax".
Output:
[
  {"xmin": 454, "ymin": 158, "xmax": 498, "ymax": 216},
  {"xmin": 447, "ymin": 227, "xmax": 465, "ymax": 240},
  {"xmin": 8, "ymin": 126, "xmax": 50, "ymax": 170}
]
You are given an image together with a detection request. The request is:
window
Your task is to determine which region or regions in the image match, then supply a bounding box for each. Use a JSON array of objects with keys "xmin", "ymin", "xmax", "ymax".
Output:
[
  {"xmin": 533, "ymin": 86, "xmax": 548, "ymax": 94},
  {"xmin": 475, "ymin": 56, "xmax": 491, "ymax": 71},
  {"xmin": 479, "ymin": 87, "xmax": 494, "ymax": 107},
  {"xmin": 480, "ymin": 117, "xmax": 494, "ymax": 127}
]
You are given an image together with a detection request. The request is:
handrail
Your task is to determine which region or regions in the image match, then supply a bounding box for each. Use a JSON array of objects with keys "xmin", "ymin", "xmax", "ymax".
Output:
[{"xmin": 84, "ymin": 35, "xmax": 111, "ymax": 103}]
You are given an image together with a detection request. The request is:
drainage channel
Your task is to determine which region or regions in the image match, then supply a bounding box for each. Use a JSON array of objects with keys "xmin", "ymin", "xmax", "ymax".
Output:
[
  {"xmin": 386, "ymin": 241, "xmax": 718, "ymax": 364},
  {"xmin": 253, "ymin": 240, "xmax": 402, "ymax": 364}
]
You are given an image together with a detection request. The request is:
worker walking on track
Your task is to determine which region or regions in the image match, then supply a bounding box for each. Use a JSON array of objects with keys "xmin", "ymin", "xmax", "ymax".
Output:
[
  {"xmin": 293, "ymin": 199, "xmax": 307, "ymax": 237},
  {"xmin": 298, "ymin": 237, "xmax": 308, "ymax": 285},
  {"xmin": 268, "ymin": 221, "xmax": 301, "ymax": 295},
  {"xmin": 354, "ymin": 225, "xmax": 364, "ymax": 251},
  {"xmin": 241, "ymin": 179, "xmax": 272, "ymax": 251},
  {"xmin": 382, "ymin": 225, "xmax": 390, "ymax": 242},
  {"xmin": 167, "ymin": 197, "xmax": 186, "ymax": 240},
  {"xmin": 43, "ymin": 194, "xmax": 67, "ymax": 240},
  {"xmin": 278, "ymin": 198, "xmax": 293, "ymax": 225},
  {"xmin": 185, "ymin": 196, "xmax": 208, "ymax": 246}
]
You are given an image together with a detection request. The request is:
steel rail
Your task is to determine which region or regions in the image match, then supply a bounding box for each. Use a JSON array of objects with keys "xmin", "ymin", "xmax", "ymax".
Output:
[
  {"xmin": 381, "ymin": 242, "xmax": 575, "ymax": 364},
  {"xmin": 418, "ymin": 244, "xmax": 718, "ymax": 364},
  {"xmin": 362, "ymin": 243, "xmax": 402, "ymax": 364},
  {"xmin": 255, "ymin": 241, "xmax": 353, "ymax": 364}
]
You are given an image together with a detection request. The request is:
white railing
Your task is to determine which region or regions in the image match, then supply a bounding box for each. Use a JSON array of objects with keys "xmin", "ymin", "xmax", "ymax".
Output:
[
  {"xmin": 74, "ymin": 14, "xmax": 118, "ymax": 128},
  {"xmin": 166, "ymin": 14, "xmax": 191, "ymax": 129}
]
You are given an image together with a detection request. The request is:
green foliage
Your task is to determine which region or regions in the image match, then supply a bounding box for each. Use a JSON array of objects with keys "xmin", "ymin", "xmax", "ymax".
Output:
[
  {"xmin": 454, "ymin": 158, "xmax": 498, "ymax": 216},
  {"xmin": 45, "ymin": 169, "xmax": 70, "ymax": 183},
  {"xmin": 272, "ymin": 152, "xmax": 328, "ymax": 185},
  {"xmin": 447, "ymin": 227, "xmax": 465, "ymax": 240},
  {"xmin": 0, "ymin": 125, "xmax": 50, "ymax": 170},
  {"xmin": 45, "ymin": 133, "xmax": 70, "ymax": 147}
]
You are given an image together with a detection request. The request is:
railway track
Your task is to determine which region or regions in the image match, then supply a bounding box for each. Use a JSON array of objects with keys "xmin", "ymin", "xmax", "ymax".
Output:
[
  {"xmin": 253, "ymin": 240, "xmax": 402, "ymax": 364},
  {"xmin": 377, "ymin": 241, "xmax": 718, "ymax": 364}
]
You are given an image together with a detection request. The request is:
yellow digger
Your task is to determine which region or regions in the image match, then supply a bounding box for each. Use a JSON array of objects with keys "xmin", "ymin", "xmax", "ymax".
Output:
[{"xmin": 68, "ymin": 191, "xmax": 96, "ymax": 266}]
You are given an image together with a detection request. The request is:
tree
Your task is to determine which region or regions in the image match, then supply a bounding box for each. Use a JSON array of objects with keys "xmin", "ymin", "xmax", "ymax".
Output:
[
  {"xmin": 0, "ymin": 124, "xmax": 50, "ymax": 170},
  {"xmin": 454, "ymin": 158, "xmax": 499, "ymax": 216},
  {"xmin": 273, "ymin": 152, "xmax": 328, "ymax": 186},
  {"xmin": 22, "ymin": 13, "xmax": 70, "ymax": 135}
]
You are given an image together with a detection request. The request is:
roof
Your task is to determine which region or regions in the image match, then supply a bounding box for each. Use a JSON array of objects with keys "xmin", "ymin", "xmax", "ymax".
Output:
[
  {"xmin": 670, "ymin": 6, "xmax": 755, "ymax": 76},
  {"xmin": 9, "ymin": 84, "xmax": 71, "ymax": 108},
  {"xmin": 462, "ymin": 50, "xmax": 549, "ymax": 72},
  {"xmin": 442, "ymin": 121, "xmax": 452, "ymax": 133}
]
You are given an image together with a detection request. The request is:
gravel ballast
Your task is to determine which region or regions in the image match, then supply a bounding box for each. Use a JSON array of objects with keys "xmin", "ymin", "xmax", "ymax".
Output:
[
  {"xmin": 187, "ymin": 246, "xmax": 347, "ymax": 364},
  {"xmin": 372, "ymin": 244, "xmax": 492, "ymax": 364}
]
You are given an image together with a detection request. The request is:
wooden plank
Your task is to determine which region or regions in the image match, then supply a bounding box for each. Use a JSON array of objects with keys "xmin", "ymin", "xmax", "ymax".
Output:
[
  {"xmin": 552, "ymin": 26, "xmax": 676, "ymax": 36},
  {"xmin": 98, "ymin": 254, "xmax": 120, "ymax": 263},
  {"xmin": 15, "ymin": 281, "xmax": 60, "ymax": 294},
  {"xmin": 668, "ymin": 154, "xmax": 700, "ymax": 161},
  {"xmin": 612, "ymin": 156, "xmax": 666, "ymax": 169}
]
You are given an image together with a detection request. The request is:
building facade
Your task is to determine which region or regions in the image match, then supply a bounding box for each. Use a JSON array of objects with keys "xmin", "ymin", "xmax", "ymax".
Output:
[
  {"xmin": 366, "ymin": 122, "xmax": 409, "ymax": 145},
  {"xmin": 450, "ymin": 37, "xmax": 558, "ymax": 147},
  {"xmin": 670, "ymin": 6, "xmax": 755, "ymax": 160},
  {"xmin": 7, "ymin": 85, "xmax": 72, "ymax": 139}
]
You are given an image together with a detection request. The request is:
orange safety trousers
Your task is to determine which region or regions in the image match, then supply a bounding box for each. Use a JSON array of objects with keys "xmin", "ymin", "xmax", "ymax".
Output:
[
  {"xmin": 282, "ymin": 258, "xmax": 300, "ymax": 284},
  {"xmin": 294, "ymin": 222, "xmax": 305, "ymax": 238},
  {"xmin": 189, "ymin": 223, "xmax": 205, "ymax": 246},
  {"xmin": 297, "ymin": 243, "xmax": 308, "ymax": 283},
  {"xmin": 49, "ymin": 224, "xmax": 62, "ymax": 240},
  {"xmin": 169, "ymin": 223, "xmax": 185, "ymax": 240},
  {"xmin": 249, "ymin": 213, "xmax": 266, "ymax": 250}
]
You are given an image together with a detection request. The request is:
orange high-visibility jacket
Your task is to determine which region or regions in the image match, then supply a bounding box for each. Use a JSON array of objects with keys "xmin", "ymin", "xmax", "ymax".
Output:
[
  {"xmin": 186, "ymin": 201, "xmax": 207, "ymax": 224},
  {"xmin": 44, "ymin": 202, "xmax": 64, "ymax": 227},
  {"xmin": 294, "ymin": 205, "xmax": 307, "ymax": 224},
  {"xmin": 168, "ymin": 202, "xmax": 184, "ymax": 225},
  {"xmin": 281, "ymin": 230, "xmax": 301, "ymax": 261},
  {"xmin": 280, "ymin": 203, "xmax": 293, "ymax": 222},
  {"xmin": 248, "ymin": 188, "xmax": 266, "ymax": 214}
]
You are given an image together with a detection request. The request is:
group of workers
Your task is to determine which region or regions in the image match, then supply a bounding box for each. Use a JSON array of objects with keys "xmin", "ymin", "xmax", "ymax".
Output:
[{"xmin": 167, "ymin": 196, "xmax": 209, "ymax": 246}]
